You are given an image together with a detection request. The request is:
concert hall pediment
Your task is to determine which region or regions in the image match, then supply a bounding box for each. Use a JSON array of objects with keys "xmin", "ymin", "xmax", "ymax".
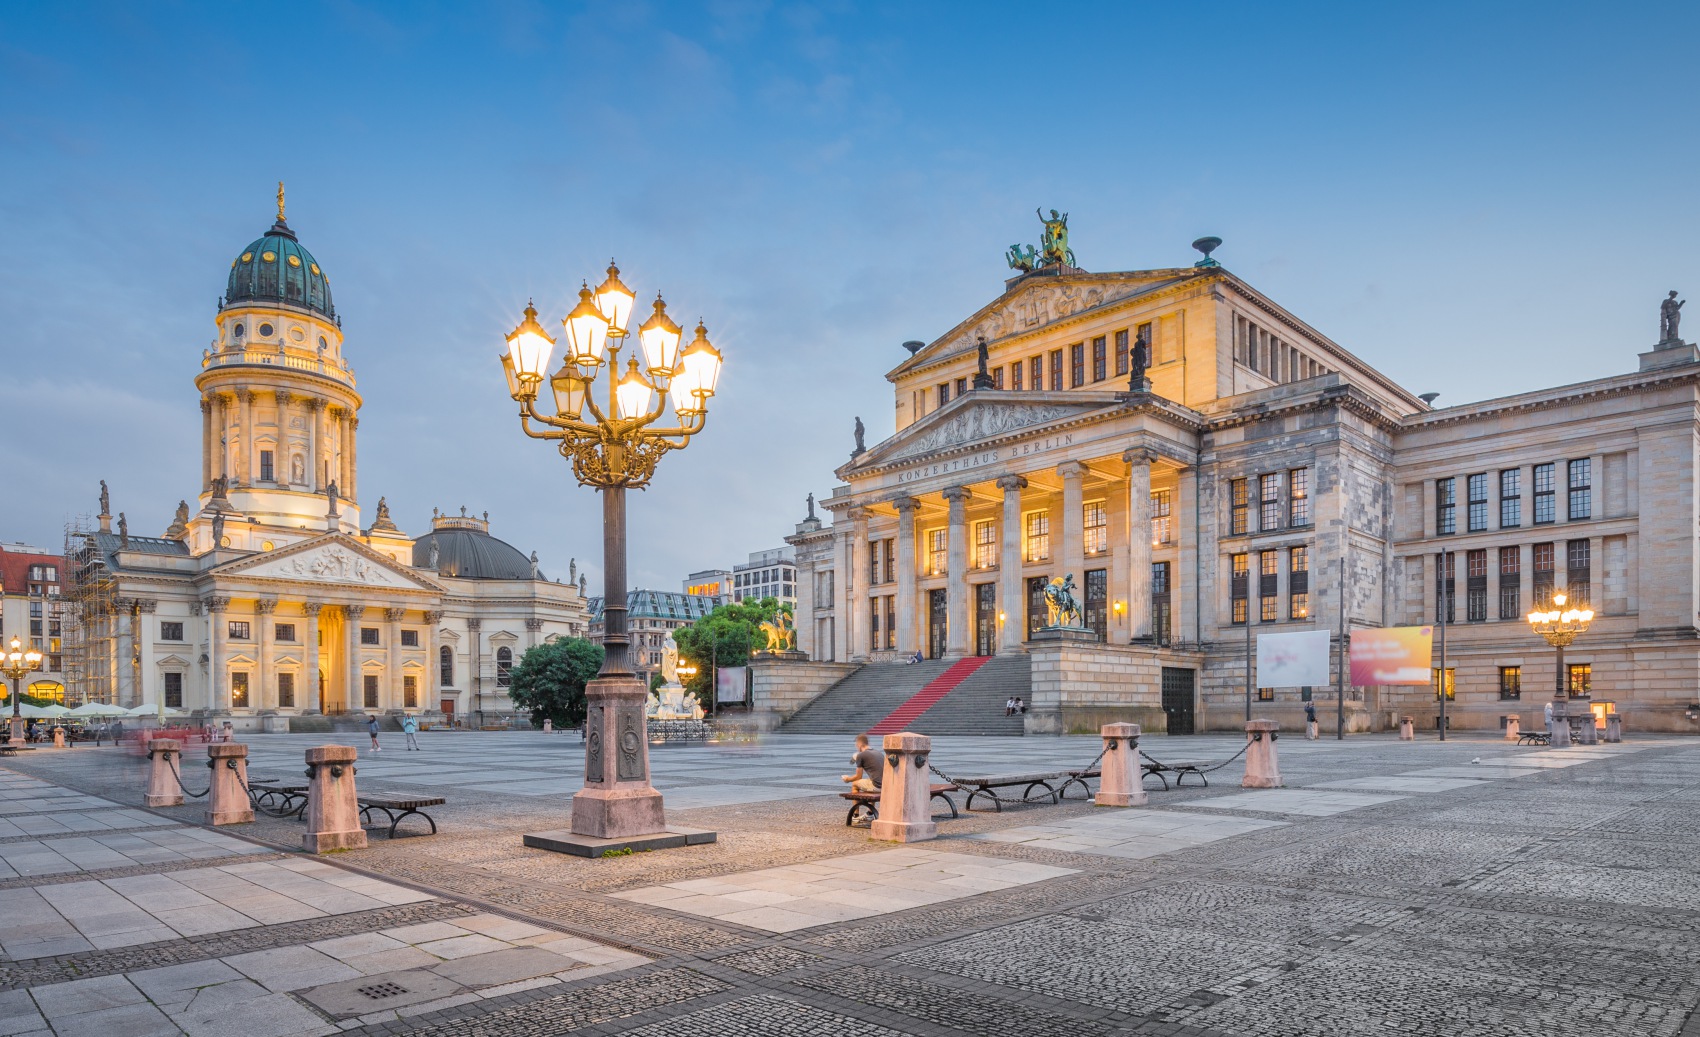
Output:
[
  {"xmin": 210, "ymin": 533, "xmax": 442, "ymax": 592},
  {"xmin": 854, "ymin": 396, "xmax": 1108, "ymax": 470}
]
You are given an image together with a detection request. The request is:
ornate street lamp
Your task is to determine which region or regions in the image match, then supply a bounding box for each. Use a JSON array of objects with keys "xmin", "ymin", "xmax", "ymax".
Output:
[
  {"xmin": 502, "ymin": 262, "xmax": 722, "ymax": 843},
  {"xmin": 1526, "ymin": 591, "xmax": 1594, "ymax": 747},
  {"xmin": 2, "ymin": 635, "xmax": 45, "ymax": 743}
]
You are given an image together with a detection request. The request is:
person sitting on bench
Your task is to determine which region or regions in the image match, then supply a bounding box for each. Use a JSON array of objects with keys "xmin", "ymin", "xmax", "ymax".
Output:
[{"xmin": 841, "ymin": 734, "xmax": 883, "ymax": 794}]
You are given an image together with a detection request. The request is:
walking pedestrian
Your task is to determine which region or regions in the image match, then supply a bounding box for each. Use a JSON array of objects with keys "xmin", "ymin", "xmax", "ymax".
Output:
[
  {"xmin": 367, "ymin": 714, "xmax": 382, "ymax": 752},
  {"xmin": 402, "ymin": 714, "xmax": 420, "ymax": 751}
]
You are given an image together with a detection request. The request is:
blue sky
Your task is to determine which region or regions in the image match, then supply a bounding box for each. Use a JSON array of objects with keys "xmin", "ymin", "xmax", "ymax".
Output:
[{"xmin": 3, "ymin": 2, "xmax": 1697, "ymax": 587}]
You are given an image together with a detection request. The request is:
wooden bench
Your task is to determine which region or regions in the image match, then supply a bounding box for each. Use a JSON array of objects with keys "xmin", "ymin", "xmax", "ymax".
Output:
[
  {"xmin": 1517, "ymin": 729, "xmax": 1552, "ymax": 746},
  {"xmin": 1141, "ymin": 760, "xmax": 1209, "ymax": 790},
  {"xmin": 249, "ymin": 781, "xmax": 309, "ymax": 818},
  {"xmin": 359, "ymin": 795, "xmax": 446, "ymax": 838},
  {"xmin": 951, "ymin": 772, "xmax": 1064, "ymax": 811},
  {"xmin": 838, "ymin": 784, "xmax": 960, "ymax": 827},
  {"xmin": 0, "ymin": 744, "xmax": 37, "ymax": 758},
  {"xmin": 1058, "ymin": 768, "xmax": 1099, "ymax": 800}
]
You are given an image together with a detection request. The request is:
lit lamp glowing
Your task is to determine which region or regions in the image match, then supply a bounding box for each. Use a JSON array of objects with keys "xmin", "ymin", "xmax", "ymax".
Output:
[
  {"xmin": 1526, "ymin": 591, "xmax": 1594, "ymax": 744},
  {"xmin": 501, "ymin": 261, "xmax": 723, "ymax": 845},
  {"xmin": 2, "ymin": 635, "xmax": 45, "ymax": 743}
]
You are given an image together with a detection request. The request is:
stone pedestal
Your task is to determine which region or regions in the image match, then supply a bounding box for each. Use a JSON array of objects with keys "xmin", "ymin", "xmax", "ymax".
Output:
[
  {"xmin": 543, "ymin": 719, "xmax": 553, "ymax": 733},
  {"xmin": 870, "ymin": 732, "xmax": 937, "ymax": 842},
  {"xmin": 1605, "ymin": 714, "xmax": 1622, "ymax": 743},
  {"xmin": 304, "ymin": 745, "xmax": 367, "ymax": 853},
  {"xmin": 1548, "ymin": 710, "xmax": 1571, "ymax": 748},
  {"xmin": 570, "ymin": 676, "xmax": 666, "ymax": 838},
  {"xmin": 1094, "ymin": 722, "xmax": 1147, "ymax": 807},
  {"xmin": 1398, "ymin": 716, "xmax": 1414, "ymax": 741},
  {"xmin": 206, "ymin": 743, "xmax": 254, "ymax": 826},
  {"xmin": 52, "ymin": 727, "xmax": 65, "ymax": 748},
  {"xmin": 145, "ymin": 738, "xmax": 184, "ymax": 808},
  {"xmin": 7, "ymin": 716, "xmax": 24, "ymax": 744},
  {"xmin": 1504, "ymin": 717, "xmax": 1520, "ymax": 741},
  {"xmin": 260, "ymin": 714, "xmax": 290, "ymax": 734},
  {"xmin": 1242, "ymin": 720, "xmax": 1281, "ymax": 788}
]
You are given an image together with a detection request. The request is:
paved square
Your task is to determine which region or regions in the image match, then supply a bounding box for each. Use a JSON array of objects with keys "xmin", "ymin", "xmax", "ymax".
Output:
[
  {"xmin": 971, "ymin": 808, "xmax": 1287, "ymax": 858},
  {"xmin": 1183, "ymin": 788, "xmax": 1406, "ymax": 816}
]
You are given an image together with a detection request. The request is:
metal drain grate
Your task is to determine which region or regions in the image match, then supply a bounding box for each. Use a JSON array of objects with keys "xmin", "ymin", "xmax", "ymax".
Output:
[{"xmin": 356, "ymin": 982, "xmax": 409, "ymax": 1000}]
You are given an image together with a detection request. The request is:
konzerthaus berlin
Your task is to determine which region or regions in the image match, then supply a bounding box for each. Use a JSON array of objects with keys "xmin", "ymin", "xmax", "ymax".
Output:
[{"xmin": 787, "ymin": 221, "xmax": 1700, "ymax": 734}]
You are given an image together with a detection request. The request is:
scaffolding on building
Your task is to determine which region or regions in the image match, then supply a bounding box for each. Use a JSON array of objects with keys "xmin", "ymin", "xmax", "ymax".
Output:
[{"xmin": 63, "ymin": 514, "xmax": 117, "ymax": 706}]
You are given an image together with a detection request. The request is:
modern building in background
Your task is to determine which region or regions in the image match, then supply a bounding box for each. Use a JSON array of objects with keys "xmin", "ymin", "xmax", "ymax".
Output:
[
  {"xmin": 587, "ymin": 591, "xmax": 725, "ymax": 679},
  {"xmin": 682, "ymin": 569, "xmax": 733, "ymax": 599},
  {"xmin": 59, "ymin": 197, "xmax": 589, "ymax": 726},
  {"xmin": 789, "ymin": 218, "xmax": 1700, "ymax": 733},
  {"xmin": 0, "ymin": 542, "xmax": 67, "ymax": 701},
  {"xmin": 731, "ymin": 547, "xmax": 796, "ymax": 606}
]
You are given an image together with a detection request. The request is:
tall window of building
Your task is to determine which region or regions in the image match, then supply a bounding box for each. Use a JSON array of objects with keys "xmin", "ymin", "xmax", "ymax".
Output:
[
  {"xmin": 1533, "ymin": 542, "xmax": 1555, "ymax": 607},
  {"xmin": 440, "ymin": 645, "xmax": 454, "ymax": 686},
  {"xmin": 362, "ymin": 673, "xmax": 379, "ymax": 708},
  {"xmin": 1083, "ymin": 501, "xmax": 1108, "ymax": 554},
  {"xmin": 1024, "ymin": 513, "xmax": 1050, "ymax": 562},
  {"xmin": 883, "ymin": 541, "xmax": 895, "ymax": 584},
  {"xmin": 1049, "ymin": 349, "xmax": 1063, "ymax": 391},
  {"xmin": 938, "ymin": 383, "xmax": 950, "ymax": 408},
  {"xmin": 974, "ymin": 520, "xmax": 997, "ymax": 569},
  {"xmin": 360, "ymin": 627, "xmax": 380, "ymax": 645},
  {"xmin": 869, "ymin": 599, "xmax": 881, "ymax": 652},
  {"xmin": 1259, "ymin": 473, "xmax": 1281, "ymax": 531},
  {"xmin": 1466, "ymin": 548, "xmax": 1488, "ymax": 622},
  {"xmin": 164, "ymin": 671, "xmax": 183, "ymax": 708},
  {"xmin": 403, "ymin": 675, "xmax": 418, "ymax": 709},
  {"xmin": 1500, "ymin": 469, "xmax": 1521, "ymax": 528},
  {"xmin": 161, "ymin": 621, "xmax": 184, "ymax": 641},
  {"xmin": 1433, "ymin": 667, "xmax": 1455, "ymax": 701},
  {"xmin": 1568, "ymin": 459, "xmax": 1592, "ymax": 520},
  {"xmin": 869, "ymin": 539, "xmax": 887, "ymax": 585},
  {"xmin": 1534, "ymin": 463, "xmax": 1556, "ymax": 523},
  {"xmin": 1230, "ymin": 552, "xmax": 1249, "ymax": 624},
  {"xmin": 1467, "ymin": 473, "xmax": 1488, "ymax": 532},
  {"xmin": 1114, "ymin": 329, "xmax": 1129, "ymax": 376},
  {"xmin": 1070, "ymin": 343, "xmax": 1085, "ymax": 387},
  {"xmin": 229, "ymin": 621, "xmax": 251, "ymax": 640},
  {"xmin": 1151, "ymin": 561, "xmax": 1172, "ymax": 644},
  {"xmin": 1228, "ymin": 477, "xmax": 1250, "ymax": 535},
  {"xmin": 885, "ymin": 596, "xmax": 896, "ymax": 650},
  {"xmin": 1151, "ymin": 490, "xmax": 1172, "ymax": 545},
  {"xmin": 1091, "ymin": 336, "xmax": 1107, "ymax": 382},
  {"xmin": 496, "ymin": 646, "xmax": 513, "ymax": 687},
  {"xmin": 927, "ymin": 528, "xmax": 948, "ymax": 574},
  {"xmin": 955, "ymin": 376, "xmax": 967, "ymax": 397},
  {"xmin": 1436, "ymin": 477, "xmax": 1457, "ymax": 535},
  {"xmin": 1010, "ymin": 361, "xmax": 1023, "ymax": 391},
  {"xmin": 1499, "ymin": 546, "xmax": 1521, "ymax": 619},
  {"xmin": 1567, "ymin": 539, "xmax": 1591, "ymax": 608},
  {"xmin": 1137, "ymin": 322, "xmax": 1153, "ymax": 366},
  {"xmin": 1030, "ymin": 356, "xmax": 1043, "ymax": 390},
  {"xmin": 232, "ymin": 672, "xmax": 250, "ymax": 708},
  {"xmin": 1568, "ymin": 663, "xmax": 1591, "ymax": 695},
  {"xmin": 1435, "ymin": 551, "xmax": 1455, "ymax": 624},
  {"xmin": 1259, "ymin": 549, "xmax": 1279, "ymax": 621},
  {"xmin": 1289, "ymin": 546, "xmax": 1310, "ymax": 619},
  {"xmin": 278, "ymin": 671, "xmax": 295, "ymax": 708},
  {"xmin": 1499, "ymin": 666, "xmax": 1521, "ymax": 700},
  {"xmin": 993, "ymin": 367, "xmax": 1004, "ymax": 389},
  {"xmin": 1288, "ymin": 468, "xmax": 1310, "ymax": 526},
  {"xmin": 259, "ymin": 450, "xmax": 274, "ymax": 482}
]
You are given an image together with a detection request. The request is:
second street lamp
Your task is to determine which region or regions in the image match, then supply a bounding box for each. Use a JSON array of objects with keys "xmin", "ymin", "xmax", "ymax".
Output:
[
  {"xmin": 502, "ymin": 262, "xmax": 722, "ymax": 845},
  {"xmin": 2, "ymin": 636, "xmax": 45, "ymax": 744},
  {"xmin": 1526, "ymin": 591, "xmax": 1594, "ymax": 748}
]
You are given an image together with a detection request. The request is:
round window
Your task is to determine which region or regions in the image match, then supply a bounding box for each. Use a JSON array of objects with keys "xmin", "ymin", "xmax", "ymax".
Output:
[
  {"xmin": 232, "ymin": 324, "xmax": 244, "ymax": 337},
  {"xmin": 318, "ymin": 336, "xmax": 328, "ymax": 349},
  {"xmin": 289, "ymin": 326, "xmax": 306, "ymax": 342},
  {"xmin": 259, "ymin": 323, "xmax": 274, "ymax": 337}
]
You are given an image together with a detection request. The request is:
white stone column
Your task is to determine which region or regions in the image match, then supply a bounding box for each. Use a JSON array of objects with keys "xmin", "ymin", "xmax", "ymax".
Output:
[
  {"xmin": 386, "ymin": 608, "xmax": 405, "ymax": 710},
  {"xmin": 832, "ymin": 528, "xmax": 852, "ymax": 662},
  {"xmin": 894, "ymin": 497, "xmax": 919, "ymax": 656},
  {"xmin": 347, "ymin": 416, "xmax": 359, "ymax": 502},
  {"xmin": 207, "ymin": 597, "xmax": 230, "ymax": 711},
  {"xmin": 310, "ymin": 399, "xmax": 326, "ymax": 491},
  {"xmin": 346, "ymin": 606, "xmax": 367, "ymax": 712},
  {"xmin": 1059, "ymin": 460, "xmax": 1087, "ymax": 585},
  {"xmin": 217, "ymin": 395, "xmax": 233, "ymax": 480},
  {"xmin": 847, "ymin": 508, "xmax": 868, "ymax": 660},
  {"xmin": 237, "ymin": 388, "xmax": 254, "ymax": 486},
  {"xmin": 525, "ymin": 617, "xmax": 542, "ymax": 650},
  {"xmin": 997, "ymin": 475, "xmax": 1027, "ymax": 652},
  {"xmin": 256, "ymin": 598, "xmax": 276, "ymax": 710},
  {"xmin": 200, "ymin": 397, "xmax": 213, "ymax": 491},
  {"xmin": 134, "ymin": 600, "xmax": 156, "ymax": 709},
  {"xmin": 302, "ymin": 603, "xmax": 323, "ymax": 713},
  {"xmin": 115, "ymin": 599, "xmax": 135, "ymax": 707},
  {"xmin": 272, "ymin": 391, "xmax": 291, "ymax": 483},
  {"xmin": 338, "ymin": 412, "xmax": 353, "ymax": 498},
  {"xmin": 1125, "ymin": 449, "xmax": 1155, "ymax": 642},
  {"xmin": 425, "ymin": 610, "xmax": 444, "ymax": 709},
  {"xmin": 943, "ymin": 486, "xmax": 971, "ymax": 658}
]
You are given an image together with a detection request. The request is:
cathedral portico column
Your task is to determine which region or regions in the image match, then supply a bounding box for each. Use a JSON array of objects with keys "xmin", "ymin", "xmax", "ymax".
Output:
[
  {"xmin": 207, "ymin": 597, "xmax": 230, "ymax": 711},
  {"xmin": 348, "ymin": 416, "xmax": 359, "ymax": 502},
  {"xmin": 1124, "ymin": 449, "xmax": 1156, "ymax": 643},
  {"xmin": 848, "ymin": 508, "xmax": 869, "ymax": 660},
  {"xmin": 302, "ymin": 602, "xmax": 323, "ymax": 713},
  {"xmin": 338, "ymin": 411, "xmax": 352, "ymax": 497},
  {"xmin": 236, "ymin": 388, "xmax": 254, "ymax": 486},
  {"xmin": 385, "ymin": 608, "xmax": 406, "ymax": 710},
  {"xmin": 256, "ymin": 599, "xmax": 277, "ymax": 709},
  {"xmin": 273, "ymin": 391, "xmax": 293, "ymax": 484},
  {"xmin": 424, "ymin": 611, "xmax": 444, "ymax": 710},
  {"xmin": 310, "ymin": 399, "xmax": 327, "ymax": 491},
  {"xmin": 346, "ymin": 606, "xmax": 368, "ymax": 712},
  {"xmin": 997, "ymin": 475, "xmax": 1028, "ymax": 652},
  {"xmin": 134, "ymin": 600, "xmax": 156, "ymax": 708},
  {"xmin": 200, "ymin": 397, "xmax": 213, "ymax": 491},
  {"xmin": 217, "ymin": 395, "xmax": 233, "ymax": 480},
  {"xmin": 114, "ymin": 599, "xmax": 135, "ymax": 707},
  {"xmin": 1058, "ymin": 461, "xmax": 1088, "ymax": 588},
  {"xmin": 942, "ymin": 486, "xmax": 971, "ymax": 658},
  {"xmin": 893, "ymin": 497, "xmax": 920, "ymax": 656}
]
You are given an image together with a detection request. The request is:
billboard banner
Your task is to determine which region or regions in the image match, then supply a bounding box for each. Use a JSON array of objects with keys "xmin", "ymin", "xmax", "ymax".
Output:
[
  {"xmin": 1255, "ymin": 630, "xmax": 1331, "ymax": 688},
  {"xmin": 715, "ymin": 666, "xmax": 748, "ymax": 704},
  {"xmin": 1349, "ymin": 626, "xmax": 1435, "ymax": 686}
]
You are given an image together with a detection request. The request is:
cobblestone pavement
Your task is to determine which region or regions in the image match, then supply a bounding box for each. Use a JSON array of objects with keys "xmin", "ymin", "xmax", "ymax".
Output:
[{"xmin": 5, "ymin": 730, "xmax": 1700, "ymax": 1035}]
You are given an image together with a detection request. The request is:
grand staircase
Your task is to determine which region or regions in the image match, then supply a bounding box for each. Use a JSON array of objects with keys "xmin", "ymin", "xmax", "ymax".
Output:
[{"xmin": 780, "ymin": 655, "xmax": 1032, "ymax": 737}]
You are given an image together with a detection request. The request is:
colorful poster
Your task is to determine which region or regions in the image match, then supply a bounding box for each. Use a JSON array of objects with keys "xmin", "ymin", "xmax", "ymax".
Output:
[
  {"xmin": 1349, "ymin": 626, "xmax": 1434, "ymax": 685},
  {"xmin": 715, "ymin": 666, "xmax": 747, "ymax": 703},
  {"xmin": 1255, "ymin": 630, "xmax": 1331, "ymax": 687}
]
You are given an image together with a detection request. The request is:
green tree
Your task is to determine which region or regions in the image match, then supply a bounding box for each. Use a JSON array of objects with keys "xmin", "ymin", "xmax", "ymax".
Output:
[
  {"xmin": 673, "ymin": 596, "xmax": 790, "ymax": 706},
  {"xmin": 507, "ymin": 637, "xmax": 604, "ymax": 729}
]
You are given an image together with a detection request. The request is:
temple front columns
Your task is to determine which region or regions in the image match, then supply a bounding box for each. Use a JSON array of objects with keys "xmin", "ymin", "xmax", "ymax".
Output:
[
  {"xmin": 943, "ymin": 486, "xmax": 971, "ymax": 658},
  {"xmin": 997, "ymin": 475, "xmax": 1028, "ymax": 652},
  {"xmin": 1124, "ymin": 449, "xmax": 1156, "ymax": 642},
  {"xmin": 1058, "ymin": 460, "xmax": 1087, "ymax": 587},
  {"xmin": 893, "ymin": 497, "xmax": 919, "ymax": 656}
]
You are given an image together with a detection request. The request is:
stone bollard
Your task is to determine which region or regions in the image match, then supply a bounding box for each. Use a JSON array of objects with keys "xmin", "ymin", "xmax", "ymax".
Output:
[
  {"xmin": 1398, "ymin": 716, "xmax": 1414, "ymax": 741},
  {"xmin": 1605, "ymin": 714, "xmax": 1622, "ymax": 743},
  {"xmin": 1243, "ymin": 720, "xmax": 1281, "ymax": 788},
  {"xmin": 303, "ymin": 745, "xmax": 367, "ymax": 853},
  {"xmin": 52, "ymin": 727, "xmax": 65, "ymax": 748},
  {"xmin": 543, "ymin": 718, "xmax": 553, "ymax": 734},
  {"xmin": 145, "ymin": 738, "xmax": 185, "ymax": 807},
  {"xmin": 1094, "ymin": 723, "xmax": 1147, "ymax": 807},
  {"xmin": 1549, "ymin": 713, "xmax": 1571, "ymax": 748},
  {"xmin": 869, "ymin": 732, "xmax": 936, "ymax": 843},
  {"xmin": 1504, "ymin": 717, "xmax": 1520, "ymax": 741},
  {"xmin": 205, "ymin": 743, "xmax": 254, "ymax": 826}
]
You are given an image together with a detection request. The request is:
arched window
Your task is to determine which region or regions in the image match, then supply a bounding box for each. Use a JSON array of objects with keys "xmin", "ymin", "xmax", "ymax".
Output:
[
  {"xmin": 496, "ymin": 646, "xmax": 513, "ymax": 688},
  {"xmin": 439, "ymin": 645, "xmax": 453, "ymax": 687}
]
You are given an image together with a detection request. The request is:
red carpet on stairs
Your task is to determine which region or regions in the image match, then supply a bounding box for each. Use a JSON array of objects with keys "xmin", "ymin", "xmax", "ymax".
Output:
[{"xmin": 866, "ymin": 656, "xmax": 993, "ymax": 736}]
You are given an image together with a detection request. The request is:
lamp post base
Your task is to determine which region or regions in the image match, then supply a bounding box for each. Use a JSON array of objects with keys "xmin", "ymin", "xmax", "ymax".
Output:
[
  {"xmin": 8, "ymin": 716, "xmax": 24, "ymax": 743},
  {"xmin": 567, "ymin": 675, "xmax": 668, "ymax": 838}
]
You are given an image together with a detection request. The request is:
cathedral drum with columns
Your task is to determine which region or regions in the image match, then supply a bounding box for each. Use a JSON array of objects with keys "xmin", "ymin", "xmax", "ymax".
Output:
[
  {"xmin": 788, "ymin": 215, "xmax": 1700, "ymax": 735},
  {"xmin": 65, "ymin": 192, "xmax": 588, "ymax": 729}
]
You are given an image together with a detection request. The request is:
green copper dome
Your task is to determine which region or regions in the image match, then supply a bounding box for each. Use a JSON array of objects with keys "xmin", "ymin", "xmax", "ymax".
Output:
[{"xmin": 224, "ymin": 217, "xmax": 336, "ymax": 320}]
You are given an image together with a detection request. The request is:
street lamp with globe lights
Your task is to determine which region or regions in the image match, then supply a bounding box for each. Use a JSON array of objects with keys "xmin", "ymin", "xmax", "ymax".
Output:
[
  {"xmin": 2, "ymin": 636, "xmax": 45, "ymax": 743},
  {"xmin": 1526, "ymin": 591, "xmax": 1594, "ymax": 747},
  {"xmin": 501, "ymin": 262, "xmax": 722, "ymax": 844}
]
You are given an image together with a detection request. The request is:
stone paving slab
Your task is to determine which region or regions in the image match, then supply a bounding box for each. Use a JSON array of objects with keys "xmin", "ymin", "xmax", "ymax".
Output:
[
  {"xmin": 971, "ymin": 808, "xmax": 1287, "ymax": 859},
  {"xmin": 1183, "ymin": 788, "xmax": 1407, "ymax": 816},
  {"xmin": 1307, "ymin": 775, "xmax": 1486, "ymax": 792}
]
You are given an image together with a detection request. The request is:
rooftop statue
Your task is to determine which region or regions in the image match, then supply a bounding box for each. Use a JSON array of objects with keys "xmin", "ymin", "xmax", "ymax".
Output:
[
  {"xmin": 99, "ymin": 479, "xmax": 110, "ymax": 516},
  {"xmin": 852, "ymin": 416, "xmax": 866, "ymax": 456},
  {"xmin": 1661, "ymin": 291, "xmax": 1685, "ymax": 344},
  {"xmin": 1037, "ymin": 208, "xmax": 1075, "ymax": 267}
]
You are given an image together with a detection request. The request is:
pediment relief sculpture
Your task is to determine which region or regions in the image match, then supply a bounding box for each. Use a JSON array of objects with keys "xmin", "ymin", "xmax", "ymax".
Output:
[
  {"xmin": 930, "ymin": 280, "xmax": 1149, "ymax": 363},
  {"xmin": 884, "ymin": 403, "xmax": 1078, "ymax": 462},
  {"xmin": 237, "ymin": 542, "xmax": 413, "ymax": 587}
]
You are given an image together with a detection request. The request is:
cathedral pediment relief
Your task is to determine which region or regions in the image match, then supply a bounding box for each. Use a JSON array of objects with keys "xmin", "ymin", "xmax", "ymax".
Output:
[
  {"xmin": 213, "ymin": 535, "xmax": 440, "ymax": 591},
  {"xmin": 867, "ymin": 399, "xmax": 1100, "ymax": 467}
]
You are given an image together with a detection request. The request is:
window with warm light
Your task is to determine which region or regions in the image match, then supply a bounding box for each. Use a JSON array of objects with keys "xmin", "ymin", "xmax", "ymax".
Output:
[
  {"xmin": 1567, "ymin": 663, "xmax": 1591, "ymax": 695},
  {"xmin": 1151, "ymin": 490, "xmax": 1172, "ymax": 545},
  {"xmin": 974, "ymin": 521, "xmax": 997, "ymax": 569},
  {"xmin": 1024, "ymin": 512, "xmax": 1050, "ymax": 562},
  {"xmin": 1498, "ymin": 666, "xmax": 1521, "ymax": 700},
  {"xmin": 1432, "ymin": 667, "xmax": 1455, "ymax": 700},
  {"xmin": 1289, "ymin": 546, "xmax": 1309, "ymax": 619},
  {"xmin": 1230, "ymin": 479, "xmax": 1249, "ymax": 535},
  {"xmin": 927, "ymin": 529, "xmax": 948, "ymax": 575},
  {"xmin": 1230, "ymin": 552, "xmax": 1249, "ymax": 624},
  {"xmin": 1260, "ymin": 473, "xmax": 1282, "ymax": 531},
  {"xmin": 1259, "ymin": 549, "xmax": 1279, "ymax": 621},
  {"xmin": 232, "ymin": 672, "xmax": 250, "ymax": 708},
  {"xmin": 1083, "ymin": 501, "xmax": 1107, "ymax": 554},
  {"xmin": 1288, "ymin": 468, "xmax": 1310, "ymax": 526}
]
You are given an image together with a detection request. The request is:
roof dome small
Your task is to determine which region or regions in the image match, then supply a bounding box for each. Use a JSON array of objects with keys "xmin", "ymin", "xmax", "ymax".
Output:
[{"xmin": 412, "ymin": 510, "xmax": 538, "ymax": 581}]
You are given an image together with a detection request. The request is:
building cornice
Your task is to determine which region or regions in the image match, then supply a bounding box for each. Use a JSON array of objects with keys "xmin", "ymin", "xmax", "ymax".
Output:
[{"xmin": 1397, "ymin": 363, "xmax": 1700, "ymax": 431}]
